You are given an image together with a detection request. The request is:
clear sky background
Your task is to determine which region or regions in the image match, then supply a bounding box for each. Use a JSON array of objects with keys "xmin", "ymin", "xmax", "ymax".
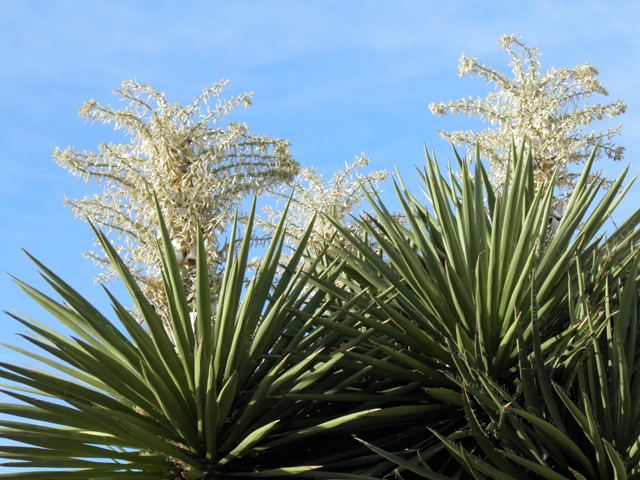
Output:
[{"xmin": 0, "ymin": 1, "xmax": 638, "ymax": 456}]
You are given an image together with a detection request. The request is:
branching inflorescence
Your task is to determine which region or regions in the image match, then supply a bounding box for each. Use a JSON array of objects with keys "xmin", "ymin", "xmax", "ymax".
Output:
[
  {"xmin": 429, "ymin": 35, "xmax": 626, "ymax": 213},
  {"xmin": 55, "ymin": 80, "xmax": 297, "ymax": 317},
  {"xmin": 55, "ymin": 80, "xmax": 389, "ymax": 322}
]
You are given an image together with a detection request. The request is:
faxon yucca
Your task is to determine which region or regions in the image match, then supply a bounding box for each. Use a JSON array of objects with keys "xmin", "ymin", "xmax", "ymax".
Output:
[{"xmin": 1, "ymin": 144, "xmax": 639, "ymax": 479}]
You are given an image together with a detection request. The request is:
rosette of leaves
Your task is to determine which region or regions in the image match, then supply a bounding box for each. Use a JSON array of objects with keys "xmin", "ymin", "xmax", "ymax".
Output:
[
  {"xmin": 306, "ymin": 144, "xmax": 640, "ymax": 477},
  {"xmin": 0, "ymin": 196, "xmax": 442, "ymax": 479}
]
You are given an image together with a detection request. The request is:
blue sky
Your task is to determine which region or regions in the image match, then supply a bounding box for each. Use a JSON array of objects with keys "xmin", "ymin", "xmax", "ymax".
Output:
[{"xmin": 0, "ymin": 0, "xmax": 638, "ymax": 430}]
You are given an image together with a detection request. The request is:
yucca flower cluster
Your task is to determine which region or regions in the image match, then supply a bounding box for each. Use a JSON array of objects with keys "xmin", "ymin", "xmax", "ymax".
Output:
[
  {"xmin": 429, "ymin": 35, "xmax": 626, "ymax": 213},
  {"xmin": 257, "ymin": 152, "xmax": 391, "ymax": 258},
  {"xmin": 54, "ymin": 80, "xmax": 297, "ymax": 316},
  {"xmin": 54, "ymin": 81, "xmax": 389, "ymax": 323}
]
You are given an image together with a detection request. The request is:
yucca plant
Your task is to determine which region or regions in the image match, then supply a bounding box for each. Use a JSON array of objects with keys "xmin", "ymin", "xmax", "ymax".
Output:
[
  {"xmin": 4, "ymin": 144, "xmax": 638, "ymax": 479},
  {"xmin": 0, "ymin": 195, "xmax": 447, "ymax": 479},
  {"xmin": 304, "ymin": 144, "xmax": 640, "ymax": 477}
]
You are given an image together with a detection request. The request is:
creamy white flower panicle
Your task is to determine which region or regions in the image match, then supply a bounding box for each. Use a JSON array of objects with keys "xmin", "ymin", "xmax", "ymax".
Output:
[
  {"xmin": 54, "ymin": 80, "xmax": 299, "ymax": 318},
  {"xmin": 55, "ymin": 80, "xmax": 390, "ymax": 325},
  {"xmin": 257, "ymin": 153, "xmax": 391, "ymax": 263},
  {"xmin": 429, "ymin": 35, "xmax": 626, "ymax": 213}
]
